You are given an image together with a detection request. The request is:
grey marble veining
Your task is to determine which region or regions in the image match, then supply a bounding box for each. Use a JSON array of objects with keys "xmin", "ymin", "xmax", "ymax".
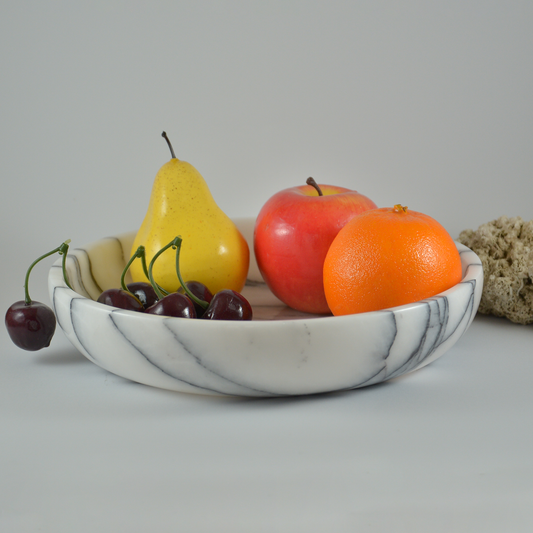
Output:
[{"xmin": 48, "ymin": 220, "xmax": 483, "ymax": 397}]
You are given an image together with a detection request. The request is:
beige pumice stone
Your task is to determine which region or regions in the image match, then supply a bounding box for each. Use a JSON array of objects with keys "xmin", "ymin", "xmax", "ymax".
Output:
[{"xmin": 458, "ymin": 216, "xmax": 533, "ymax": 324}]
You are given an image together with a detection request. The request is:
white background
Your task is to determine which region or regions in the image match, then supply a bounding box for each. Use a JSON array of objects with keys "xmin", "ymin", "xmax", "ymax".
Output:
[{"xmin": 1, "ymin": 2, "xmax": 532, "ymax": 532}]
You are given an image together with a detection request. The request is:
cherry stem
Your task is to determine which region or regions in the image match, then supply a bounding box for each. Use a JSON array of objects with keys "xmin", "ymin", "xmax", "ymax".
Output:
[
  {"xmin": 147, "ymin": 237, "xmax": 209, "ymax": 309},
  {"xmin": 60, "ymin": 242, "xmax": 73, "ymax": 291},
  {"xmin": 147, "ymin": 239, "xmax": 178, "ymax": 301},
  {"xmin": 161, "ymin": 131, "xmax": 176, "ymax": 159},
  {"xmin": 24, "ymin": 240, "xmax": 72, "ymax": 305},
  {"xmin": 121, "ymin": 246, "xmax": 142, "ymax": 292},
  {"xmin": 121, "ymin": 246, "xmax": 169, "ymax": 305},
  {"xmin": 172, "ymin": 237, "xmax": 209, "ymax": 310},
  {"xmin": 306, "ymin": 177, "xmax": 323, "ymax": 196},
  {"xmin": 119, "ymin": 245, "xmax": 157, "ymax": 294}
]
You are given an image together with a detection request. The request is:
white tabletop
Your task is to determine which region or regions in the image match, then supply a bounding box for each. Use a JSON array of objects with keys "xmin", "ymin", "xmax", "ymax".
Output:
[
  {"xmin": 2, "ymin": 1, "xmax": 533, "ymax": 531},
  {"xmin": 2, "ymin": 306, "xmax": 532, "ymax": 532}
]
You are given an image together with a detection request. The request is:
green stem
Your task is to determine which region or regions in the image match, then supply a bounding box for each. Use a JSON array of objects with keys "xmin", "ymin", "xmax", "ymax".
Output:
[
  {"xmin": 147, "ymin": 238, "xmax": 181, "ymax": 301},
  {"xmin": 139, "ymin": 249, "xmax": 150, "ymax": 281},
  {"xmin": 120, "ymin": 245, "xmax": 168, "ymax": 298},
  {"xmin": 173, "ymin": 237, "xmax": 209, "ymax": 310},
  {"xmin": 146, "ymin": 236, "xmax": 209, "ymax": 310},
  {"xmin": 119, "ymin": 246, "xmax": 142, "ymax": 293},
  {"xmin": 24, "ymin": 240, "xmax": 72, "ymax": 305},
  {"xmin": 59, "ymin": 241, "xmax": 73, "ymax": 291},
  {"xmin": 150, "ymin": 248, "xmax": 170, "ymax": 296}
]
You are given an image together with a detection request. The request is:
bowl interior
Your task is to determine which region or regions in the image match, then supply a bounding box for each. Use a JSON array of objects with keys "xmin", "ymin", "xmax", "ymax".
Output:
[{"xmin": 59, "ymin": 217, "xmax": 479, "ymax": 321}]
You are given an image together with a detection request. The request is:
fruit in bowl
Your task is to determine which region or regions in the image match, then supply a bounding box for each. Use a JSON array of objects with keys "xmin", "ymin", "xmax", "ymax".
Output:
[
  {"xmin": 324, "ymin": 205, "xmax": 463, "ymax": 315},
  {"xmin": 45, "ymin": 219, "xmax": 483, "ymax": 397},
  {"xmin": 254, "ymin": 178, "xmax": 377, "ymax": 314},
  {"xmin": 97, "ymin": 236, "xmax": 253, "ymax": 321},
  {"xmin": 4, "ymin": 131, "xmax": 483, "ymax": 397},
  {"xmin": 129, "ymin": 132, "xmax": 249, "ymax": 295}
]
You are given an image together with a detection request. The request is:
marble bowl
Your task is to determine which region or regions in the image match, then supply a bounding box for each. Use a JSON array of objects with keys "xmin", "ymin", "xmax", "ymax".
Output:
[{"xmin": 48, "ymin": 218, "xmax": 483, "ymax": 397}]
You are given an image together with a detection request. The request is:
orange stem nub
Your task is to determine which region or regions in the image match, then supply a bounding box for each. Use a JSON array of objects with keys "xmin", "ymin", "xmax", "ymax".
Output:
[{"xmin": 393, "ymin": 204, "xmax": 408, "ymax": 213}]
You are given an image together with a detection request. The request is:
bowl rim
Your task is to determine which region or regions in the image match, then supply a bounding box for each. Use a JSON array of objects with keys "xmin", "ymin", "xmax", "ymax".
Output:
[{"xmin": 49, "ymin": 235, "xmax": 482, "ymax": 327}]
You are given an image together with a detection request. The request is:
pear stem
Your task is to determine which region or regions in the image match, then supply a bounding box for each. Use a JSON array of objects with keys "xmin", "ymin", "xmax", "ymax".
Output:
[
  {"xmin": 161, "ymin": 131, "xmax": 177, "ymax": 159},
  {"xmin": 306, "ymin": 177, "xmax": 323, "ymax": 196}
]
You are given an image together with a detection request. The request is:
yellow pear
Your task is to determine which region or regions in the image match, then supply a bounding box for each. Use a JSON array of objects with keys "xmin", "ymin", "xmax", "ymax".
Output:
[{"xmin": 130, "ymin": 132, "xmax": 249, "ymax": 294}]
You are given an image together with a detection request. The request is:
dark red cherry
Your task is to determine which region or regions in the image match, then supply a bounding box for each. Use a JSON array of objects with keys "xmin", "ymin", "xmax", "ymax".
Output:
[
  {"xmin": 6, "ymin": 239, "xmax": 71, "ymax": 351},
  {"xmin": 5, "ymin": 301, "xmax": 57, "ymax": 351},
  {"xmin": 97, "ymin": 288, "xmax": 144, "ymax": 311},
  {"xmin": 202, "ymin": 290, "xmax": 253, "ymax": 321},
  {"xmin": 178, "ymin": 280, "xmax": 213, "ymax": 317},
  {"xmin": 145, "ymin": 292, "xmax": 196, "ymax": 318},
  {"xmin": 127, "ymin": 282, "xmax": 158, "ymax": 309}
]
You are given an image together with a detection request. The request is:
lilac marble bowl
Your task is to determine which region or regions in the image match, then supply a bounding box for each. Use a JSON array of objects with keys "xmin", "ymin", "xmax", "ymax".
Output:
[{"xmin": 48, "ymin": 218, "xmax": 483, "ymax": 397}]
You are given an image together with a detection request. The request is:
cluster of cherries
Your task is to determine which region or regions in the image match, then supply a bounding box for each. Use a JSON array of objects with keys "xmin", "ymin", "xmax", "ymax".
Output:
[
  {"xmin": 97, "ymin": 236, "xmax": 253, "ymax": 321},
  {"xmin": 5, "ymin": 235, "xmax": 253, "ymax": 352}
]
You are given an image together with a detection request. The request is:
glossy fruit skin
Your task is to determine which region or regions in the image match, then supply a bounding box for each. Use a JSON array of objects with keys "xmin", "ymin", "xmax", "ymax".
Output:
[
  {"xmin": 127, "ymin": 282, "xmax": 158, "ymax": 309},
  {"xmin": 5, "ymin": 300, "xmax": 57, "ymax": 351},
  {"xmin": 178, "ymin": 280, "xmax": 213, "ymax": 317},
  {"xmin": 254, "ymin": 183, "xmax": 377, "ymax": 314},
  {"xmin": 97, "ymin": 288, "xmax": 144, "ymax": 312},
  {"xmin": 129, "ymin": 157, "xmax": 249, "ymax": 295},
  {"xmin": 202, "ymin": 290, "xmax": 253, "ymax": 321},
  {"xmin": 145, "ymin": 292, "xmax": 196, "ymax": 318},
  {"xmin": 323, "ymin": 206, "xmax": 463, "ymax": 315}
]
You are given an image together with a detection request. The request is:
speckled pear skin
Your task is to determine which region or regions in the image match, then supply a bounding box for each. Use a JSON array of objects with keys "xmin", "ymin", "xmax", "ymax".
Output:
[
  {"xmin": 130, "ymin": 156, "xmax": 249, "ymax": 295},
  {"xmin": 48, "ymin": 219, "xmax": 483, "ymax": 397}
]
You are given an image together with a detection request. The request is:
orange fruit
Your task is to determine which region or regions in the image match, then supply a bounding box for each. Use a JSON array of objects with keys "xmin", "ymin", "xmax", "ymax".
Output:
[{"xmin": 323, "ymin": 205, "xmax": 463, "ymax": 315}]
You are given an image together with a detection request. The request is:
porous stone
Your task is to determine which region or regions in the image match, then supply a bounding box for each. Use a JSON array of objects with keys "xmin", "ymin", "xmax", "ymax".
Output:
[{"xmin": 458, "ymin": 216, "xmax": 533, "ymax": 324}]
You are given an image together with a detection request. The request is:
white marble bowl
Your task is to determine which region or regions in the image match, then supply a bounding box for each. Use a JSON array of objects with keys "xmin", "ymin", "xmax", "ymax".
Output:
[{"xmin": 48, "ymin": 218, "xmax": 483, "ymax": 397}]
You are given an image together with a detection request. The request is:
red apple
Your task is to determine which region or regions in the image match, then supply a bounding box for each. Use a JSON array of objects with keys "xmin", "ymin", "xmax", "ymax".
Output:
[{"xmin": 253, "ymin": 178, "xmax": 377, "ymax": 314}]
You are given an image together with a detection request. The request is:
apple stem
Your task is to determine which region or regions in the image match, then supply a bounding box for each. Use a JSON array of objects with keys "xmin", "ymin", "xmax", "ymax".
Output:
[
  {"xmin": 161, "ymin": 131, "xmax": 177, "ymax": 159},
  {"xmin": 306, "ymin": 177, "xmax": 323, "ymax": 196}
]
